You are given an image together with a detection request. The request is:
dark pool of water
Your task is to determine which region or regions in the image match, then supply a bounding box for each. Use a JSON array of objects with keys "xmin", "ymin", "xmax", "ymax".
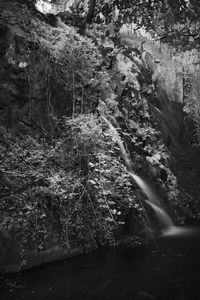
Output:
[{"xmin": 1, "ymin": 226, "xmax": 200, "ymax": 300}]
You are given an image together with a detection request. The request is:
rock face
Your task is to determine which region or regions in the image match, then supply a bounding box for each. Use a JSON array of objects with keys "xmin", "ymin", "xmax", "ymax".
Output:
[
  {"xmin": 0, "ymin": 14, "xmax": 55, "ymax": 135},
  {"xmin": 120, "ymin": 25, "xmax": 200, "ymax": 171},
  {"xmin": 1, "ymin": 0, "xmax": 200, "ymax": 274},
  {"xmin": 118, "ymin": 26, "xmax": 200, "ymax": 225},
  {"xmin": 0, "ymin": 1, "xmax": 103, "ymax": 138},
  {"xmin": 94, "ymin": 0, "xmax": 200, "ymax": 160},
  {"xmin": 0, "ymin": 1, "xmax": 74, "ymax": 136},
  {"xmin": 0, "ymin": 22, "xmax": 28, "ymax": 134},
  {"xmin": 0, "ymin": 1, "xmax": 101, "ymax": 273}
]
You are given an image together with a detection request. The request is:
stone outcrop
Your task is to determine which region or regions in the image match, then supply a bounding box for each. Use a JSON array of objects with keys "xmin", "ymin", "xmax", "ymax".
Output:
[{"xmin": 1, "ymin": 0, "xmax": 200, "ymax": 274}]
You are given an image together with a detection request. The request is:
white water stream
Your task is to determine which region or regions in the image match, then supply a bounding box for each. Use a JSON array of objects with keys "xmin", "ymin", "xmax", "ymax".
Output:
[{"xmin": 102, "ymin": 115, "xmax": 189, "ymax": 235}]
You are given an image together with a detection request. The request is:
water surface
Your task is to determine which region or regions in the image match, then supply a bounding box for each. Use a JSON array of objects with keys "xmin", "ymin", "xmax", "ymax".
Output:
[{"xmin": 1, "ymin": 226, "xmax": 200, "ymax": 300}]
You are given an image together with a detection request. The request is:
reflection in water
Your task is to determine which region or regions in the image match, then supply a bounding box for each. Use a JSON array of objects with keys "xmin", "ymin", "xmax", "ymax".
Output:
[
  {"xmin": 1, "ymin": 116, "xmax": 200, "ymax": 299},
  {"xmin": 162, "ymin": 225, "xmax": 200, "ymax": 237},
  {"xmin": 1, "ymin": 227, "xmax": 200, "ymax": 300}
]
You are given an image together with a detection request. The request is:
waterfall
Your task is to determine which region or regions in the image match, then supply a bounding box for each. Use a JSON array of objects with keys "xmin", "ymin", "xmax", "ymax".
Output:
[
  {"xmin": 129, "ymin": 172, "xmax": 173, "ymax": 230},
  {"xmin": 145, "ymin": 200, "xmax": 173, "ymax": 230},
  {"xmin": 101, "ymin": 115, "xmax": 131, "ymax": 170},
  {"xmin": 129, "ymin": 172, "xmax": 160, "ymax": 205},
  {"xmin": 102, "ymin": 115, "xmax": 174, "ymax": 233}
]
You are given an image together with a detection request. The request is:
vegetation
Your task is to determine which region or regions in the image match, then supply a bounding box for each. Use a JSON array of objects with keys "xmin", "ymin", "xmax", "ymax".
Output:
[{"xmin": 0, "ymin": 0, "xmax": 200, "ymax": 271}]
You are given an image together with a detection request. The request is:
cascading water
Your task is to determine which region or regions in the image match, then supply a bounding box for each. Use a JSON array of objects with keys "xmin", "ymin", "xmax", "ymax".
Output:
[
  {"xmin": 102, "ymin": 115, "xmax": 174, "ymax": 233},
  {"xmin": 128, "ymin": 172, "xmax": 160, "ymax": 205},
  {"xmin": 102, "ymin": 115, "xmax": 198, "ymax": 237},
  {"xmin": 101, "ymin": 116, "xmax": 131, "ymax": 170},
  {"xmin": 145, "ymin": 200, "xmax": 173, "ymax": 230},
  {"xmin": 128, "ymin": 172, "xmax": 174, "ymax": 231}
]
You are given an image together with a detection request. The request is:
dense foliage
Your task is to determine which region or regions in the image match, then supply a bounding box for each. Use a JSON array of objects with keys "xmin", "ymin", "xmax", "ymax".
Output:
[{"xmin": 1, "ymin": 0, "xmax": 200, "ymax": 271}]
